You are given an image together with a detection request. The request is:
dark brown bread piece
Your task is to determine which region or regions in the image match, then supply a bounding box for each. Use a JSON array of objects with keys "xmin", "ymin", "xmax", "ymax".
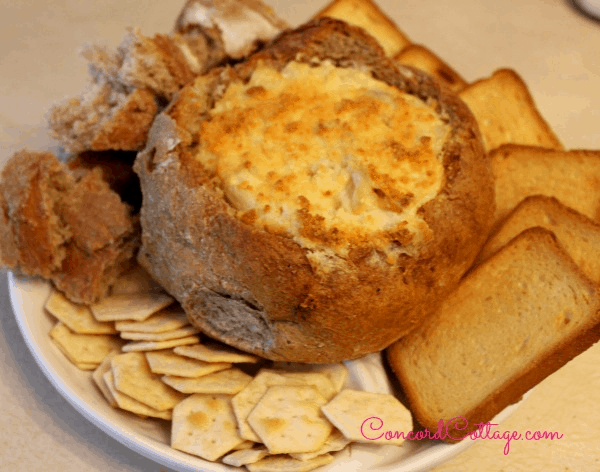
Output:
[
  {"xmin": 0, "ymin": 150, "xmax": 140, "ymax": 304},
  {"xmin": 134, "ymin": 18, "xmax": 494, "ymax": 363},
  {"xmin": 387, "ymin": 227, "xmax": 600, "ymax": 442}
]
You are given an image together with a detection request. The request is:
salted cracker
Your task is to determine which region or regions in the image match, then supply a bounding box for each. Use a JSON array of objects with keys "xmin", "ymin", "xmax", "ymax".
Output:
[
  {"xmin": 50, "ymin": 322, "xmax": 125, "ymax": 365},
  {"xmin": 321, "ymin": 389, "xmax": 412, "ymax": 445},
  {"xmin": 161, "ymin": 368, "xmax": 252, "ymax": 394},
  {"xmin": 111, "ymin": 352, "xmax": 186, "ymax": 411},
  {"xmin": 45, "ymin": 289, "xmax": 117, "ymax": 334},
  {"xmin": 174, "ymin": 343, "xmax": 259, "ymax": 363},
  {"xmin": 91, "ymin": 292, "xmax": 174, "ymax": 322},
  {"xmin": 247, "ymin": 385, "xmax": 332, "ymax": 454},
  {"xmin": 171, "ymin": 393, "xmax": 244, "ymax": 461}
]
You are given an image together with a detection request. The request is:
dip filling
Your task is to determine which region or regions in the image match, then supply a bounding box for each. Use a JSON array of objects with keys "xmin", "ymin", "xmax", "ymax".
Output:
[{"xmin": 196, "ymin": 60, "xmax": 451, "ymax": 263}]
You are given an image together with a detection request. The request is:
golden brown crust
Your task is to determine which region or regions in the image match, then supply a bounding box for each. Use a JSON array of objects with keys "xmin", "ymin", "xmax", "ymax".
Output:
[
  {"xmin": 0, "ymin": 150, "xmax": 140, "ymax": 303},
  {"xmin": 134, "ymin": 18, "xmax": 494, "ymax": 362}
]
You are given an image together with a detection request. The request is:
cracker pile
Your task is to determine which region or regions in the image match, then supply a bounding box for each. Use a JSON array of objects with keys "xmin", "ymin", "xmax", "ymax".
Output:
[{"xmin": 44, "ymin": 264, "xmax": 412, "ymax": 471}]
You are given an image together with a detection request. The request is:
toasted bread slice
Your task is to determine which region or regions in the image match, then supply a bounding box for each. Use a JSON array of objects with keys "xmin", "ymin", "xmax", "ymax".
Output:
[
  {"xmin": 478, "ymin": 196, "xmax": 600, "ymax": 283},
  {"xmin": 387, "ymin": 227, "xmax": 600, "ymax": 441},
  {"xmin": 491, "ymin": 144, "xmax": 600, "ymax": 228},
  {"xmin": 394, "ymin": 44, "xmax": 467, "ymax": 94},
  {"xmin": 0, "ymin": 150, "xmax": 140, "ymax": 303},
  {"xmin": 459, "ymin": 69, "xmax": 563, "ymax": 152},
  {"xmin": 313, "ymin": 0, "xmax": 410, "ymax": 56}
]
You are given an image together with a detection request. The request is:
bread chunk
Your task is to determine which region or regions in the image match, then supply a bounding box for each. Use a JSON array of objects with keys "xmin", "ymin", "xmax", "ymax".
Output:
[
  {"xmin": 459, "ymin": 69, "xmax": 563, "ymax": 152},
  {"xmin": 387, "ymin": 227, "xmax": 600, "ymax": 441},
  {"xmin": 174, "ymin": 0, "xmax": 289, "ymax": 59},
  {"xmin": 395, "ymin": 44, "xmax": 467, "ymax": 94},
  {"xmin": 134, "ymin": 19, "xmax": 493, "ymax": 362},
  {"xmin": 49, "ymin": 0, "xmax": 288, "ymax": 155},
  {"xmin": 0, "ymin": 150, "xmax": 140, "ymax": 304},
  {"xmin": 491, "ymin": 144, "xmax": 600, "ymax": 228},
  {"xmin": 478, "ymin": 196, "xmax": 600, "ymax": 282}
]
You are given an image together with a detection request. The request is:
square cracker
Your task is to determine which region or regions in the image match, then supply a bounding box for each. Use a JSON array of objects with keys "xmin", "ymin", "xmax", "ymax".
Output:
[
  {"xmin": 91, "ymin": 292, "xmax": 174, "ymax": 322},
  {"xmin": 104, "ymin": 370, "xmax": 172, "ymax": 420},
  {"xmin": 111, "ymin": 352, "xmax": 186, "ymax": 411},
  {"xmin": 246, "ymin": 453, "xmax": 334, "ymax": 472},
  {"xmin": 93, "ymin": 351, "xmax": 120, "ymax": 407},
  {"xmin": 119, "ymin": 325, "xmax": 200, "ymax": 341},
  {"xmin": 145, "ymin": 350, "xmax": 231, "ymax": 377},
  {"xmin": 121, "ymin": 335, "xmax": 200, "ymax": 352},
  {"xmin": 45, "ymin": 289, "xmax": 117, "ymax": 334},
  {"xmin": 115, "ymin": 305, "xmax": 189, "ymax": 333},
  {"xmin": 162, "ymin": 368, "xmax": 252, "ymax": 394},
  {"xmin": 222, "ymin": 446, "xmax": 269, "ymax": 467},
  {"xmin": 232, "ymin": 370, "xmax": 335, "ymax": 442},
  {"xmin": 50, "ymin": 322, "xmax": 124, "ymax": 365},
  {"xmin": 247, "ymin": 385, "xmax": 333, "ymax": 454},
  {"xmin": 290, "ymin": 429, "xmax": 350, "ymax": 461},
  {"xmin": 174, "ymin": 343, "xmax": 259, "ymax": 363},
  {"xmin": 171, "ymin": 393, "xmax": 244, "ymax": 462},
  {"xmin": 321, "ymin": 389, "xmax": 412, "ymax": 445}
]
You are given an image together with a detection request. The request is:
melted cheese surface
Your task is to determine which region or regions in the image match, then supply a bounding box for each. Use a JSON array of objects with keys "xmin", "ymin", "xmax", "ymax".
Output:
[{"xmin": 196, "ymin": 60, "xmax": 450, "ymax": 257}]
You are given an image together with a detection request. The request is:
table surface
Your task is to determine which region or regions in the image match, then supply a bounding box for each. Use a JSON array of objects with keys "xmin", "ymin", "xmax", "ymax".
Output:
[{"xmin": 1, "ymin": 1, "xmax": 600, "ymax": 471}]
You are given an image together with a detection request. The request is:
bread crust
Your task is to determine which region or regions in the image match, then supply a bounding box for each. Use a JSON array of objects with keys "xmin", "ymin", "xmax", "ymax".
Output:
[{"xmin": 134, "ymin": 18, "xmax": 494, "ymax": 362}]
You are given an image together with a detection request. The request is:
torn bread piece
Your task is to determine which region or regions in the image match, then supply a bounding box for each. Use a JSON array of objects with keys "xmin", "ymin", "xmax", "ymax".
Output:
[
  {"xmin": 48, "ymin": 82, "xmax": 158, "ymax": 155},
  {"xmin": 0, "ymin": 150, "xmax": 140, "ymax": 304},
  {"xmin": 387, "ymin": 227, "xmax": 600, "ymax": 442},
  {"xmin": 49, "ymin": 0, "xmax": 288, "ymax": 155},
  {"xmin": 313, "ymin": 0, "xmax": 410, "ymax": 56},
  {"xmin": 174, "ymin": 0, "xmax": 289, "ymax": 60},
  {"xmin": 459, "ymin": 68, "xmax": 563, "ymax": 152}
]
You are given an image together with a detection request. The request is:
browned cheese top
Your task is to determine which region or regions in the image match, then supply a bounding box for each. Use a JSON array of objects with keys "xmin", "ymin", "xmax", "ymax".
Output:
[{"xmin": 196, "ymin": 60, "xmax": 450, "ymax": 265}]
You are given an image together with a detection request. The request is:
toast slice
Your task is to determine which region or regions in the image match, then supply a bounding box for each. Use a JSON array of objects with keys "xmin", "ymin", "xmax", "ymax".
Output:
[
  {"xmin": 313, "ymin": 0, "xmax": 410, "ymax": 56},
  {"xmin": 459, "ymin": 69, "xmax": 563, "ymax": 152},
  {"xmin": 491, "ymin": 144, "xmax": 600, "ymax": 228},
  {"xmin": 387, "ymin": 227, "xmax": 600, "ymax": 441},
  {"xmin": 394, "ymin": 44, "xmax": 467, "ymax": 94},
  {"xmin": 478, "ymin": 195, "xmax": 600, "ymax": 283}
]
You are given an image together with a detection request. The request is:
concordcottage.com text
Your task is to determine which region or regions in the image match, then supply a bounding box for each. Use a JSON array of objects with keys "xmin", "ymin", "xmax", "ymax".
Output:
[{"xmin": 360, "ymin": 416, "xmax": 563, "ymax": 455}]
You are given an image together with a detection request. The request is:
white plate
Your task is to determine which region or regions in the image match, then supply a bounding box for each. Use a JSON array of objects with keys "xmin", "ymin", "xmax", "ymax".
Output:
[{"xmin": 8, "ymin": 271, "xmax": 523, "ymax": 472}]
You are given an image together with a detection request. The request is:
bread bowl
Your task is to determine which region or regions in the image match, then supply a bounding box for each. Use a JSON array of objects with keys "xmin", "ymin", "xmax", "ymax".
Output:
[{"xmin": 133, "ymin": 18, "xmax": 495, "ymax": 363}]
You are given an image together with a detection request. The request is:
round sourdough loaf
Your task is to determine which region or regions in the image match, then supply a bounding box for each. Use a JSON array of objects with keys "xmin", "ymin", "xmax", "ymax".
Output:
[{"xmin": 133, "ymin": 19, "xmax": 494, "ymax": 363}]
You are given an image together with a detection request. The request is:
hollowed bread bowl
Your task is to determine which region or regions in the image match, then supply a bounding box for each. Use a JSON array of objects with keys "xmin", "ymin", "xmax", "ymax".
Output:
[{"xmin": 133, "ymin": 18, "xmax": 494, "ymax": 363}]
